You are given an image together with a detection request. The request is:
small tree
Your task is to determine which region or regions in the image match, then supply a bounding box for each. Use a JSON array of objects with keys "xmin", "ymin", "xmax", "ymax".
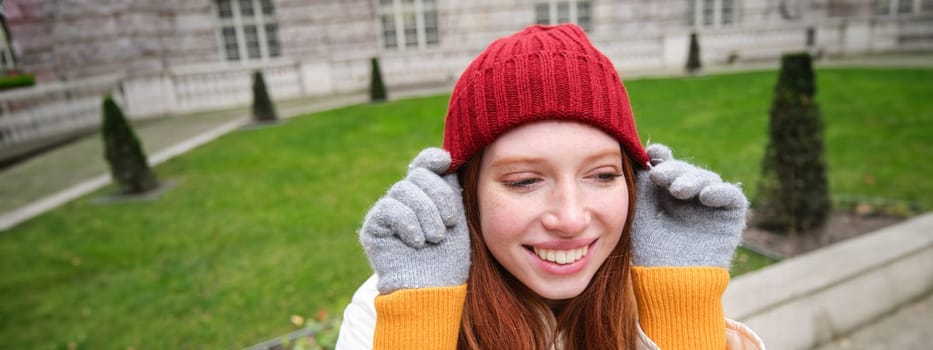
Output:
[
  {"xmin": 686, "ymin": 32, "xmax": 702, "ymax": 74},
  {"xmin": 101, "ymin": 96, "xmax": 159, "ymax": 194},
  {"xmin": 252, "ymin": 71, "xmax": 278, "ymax": 122},
  {"xmin": 754, "ymin": 53, "xmax": 830, "ymax": 234},
  {"xmin": 370, "ymin": 57, "xmax": 387, "ymax": 102}
]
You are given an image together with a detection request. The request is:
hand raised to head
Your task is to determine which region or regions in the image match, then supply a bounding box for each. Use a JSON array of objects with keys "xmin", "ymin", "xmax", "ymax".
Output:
[
  {"xmin": 359, "ymin": 148, "xmax": 471, "ymax": 294},
  {"xmin": 632, "ymin": 144, "xmax": 748, "ymax": 268}
]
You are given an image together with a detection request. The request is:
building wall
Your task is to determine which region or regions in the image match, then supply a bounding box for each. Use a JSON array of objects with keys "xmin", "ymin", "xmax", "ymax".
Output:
[
  {"xmin": 4, "ymin": 0, "xmax": 389, "ymax": 80},
  {"xmin": 5, "ymin": 0, "xmax": 220, "ymax": 81},
  {"xmin": 163, "ymin": 0, "xmax": 219, "ymax": 68},
  {"xmin": 277, "ymin": 0, "xmax": 379, "ymax": 61},
  {"xmin": 5, "ymin": 0, "xmax": 54, "ymax": 80},
  {"xmin": 4, "ymin": 0, "xmax": 933, "ymax": 83}
]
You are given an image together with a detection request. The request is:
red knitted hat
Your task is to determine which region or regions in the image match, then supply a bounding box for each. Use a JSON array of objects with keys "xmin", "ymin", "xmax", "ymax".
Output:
[{"xmin": 443, "ymin": 24, "xmax": 649, "ymax": 172}]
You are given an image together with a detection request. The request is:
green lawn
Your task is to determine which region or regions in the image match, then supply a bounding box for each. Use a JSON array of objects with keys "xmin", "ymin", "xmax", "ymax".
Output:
[
  {"xmin": 628, "ymin": 68, "xmax": 933, "ymax": 209},
  {"xmin": 1, "ymin": 67, "xmax": 930, "ymax": 349}
]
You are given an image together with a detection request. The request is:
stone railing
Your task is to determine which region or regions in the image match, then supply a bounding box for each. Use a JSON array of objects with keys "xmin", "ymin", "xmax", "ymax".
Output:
[
  {"xmin": 0, "ymin": 53, "xmax": 451, "ymax": 161},
  {"xmin": 123, "ymin": 60, "xmax": 311, "ymax": 118},
  {"xmin": 0, "ymin": 73, "xmax": 123, "ymax": 158},
  {"xmin": 0, "ymin": 59, "xmax": 356, "ymax": 160},
  {"xmin": 598, "ymin": 15, "xmax": 931, "ymax": 70},
  {"xmin": 898, "ymin": 16, "xmax": 933, "ymax": 49}
]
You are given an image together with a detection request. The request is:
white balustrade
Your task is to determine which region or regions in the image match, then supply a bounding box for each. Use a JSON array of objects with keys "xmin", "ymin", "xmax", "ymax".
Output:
[{"xmin": 0, "ymin": 74, "xmax": 122, "ymax": 150}]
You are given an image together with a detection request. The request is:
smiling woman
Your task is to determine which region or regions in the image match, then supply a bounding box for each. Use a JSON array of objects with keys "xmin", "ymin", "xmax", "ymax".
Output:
[
  {"xmin": 475, "ymin": 121, "xmax": 631, "ymax": 301},
  {"xmin": 339, "ymin": 24, "xmax": 765, "ymax": 350}
]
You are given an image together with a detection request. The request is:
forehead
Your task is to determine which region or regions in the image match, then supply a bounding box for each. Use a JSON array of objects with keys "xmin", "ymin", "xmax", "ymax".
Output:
[
  {"xmin": 487, "ymin": 121, "xmax": 618, "ymax": 152},
  {"xmin": 481, "ymin": 121, "xmax": 621, "ymax": 166}
]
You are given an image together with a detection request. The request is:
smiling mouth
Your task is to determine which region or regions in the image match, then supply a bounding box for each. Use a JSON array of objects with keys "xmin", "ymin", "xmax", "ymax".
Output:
[{"xmin": 532, "ymin": 246, "xmax": 589, "ymax": 265}]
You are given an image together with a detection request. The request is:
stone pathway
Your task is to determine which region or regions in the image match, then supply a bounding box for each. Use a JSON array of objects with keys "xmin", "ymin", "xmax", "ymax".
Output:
[
  {"xmin": 0, "ymin": 108, "xmax": 243, "ymax": 214},
  {"xmin": 814, "ymin": 292, "xmax": 933, "ymax": 350},
  {"xmin": 0, "ymin": 92, "xmax": 370, "ymax": 230}
]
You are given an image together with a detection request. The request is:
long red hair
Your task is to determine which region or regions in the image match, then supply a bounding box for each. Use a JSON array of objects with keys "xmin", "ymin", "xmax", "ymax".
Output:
[{"xmin": 456, "ymin": 149, "xmax": 639, "ymax": 349}]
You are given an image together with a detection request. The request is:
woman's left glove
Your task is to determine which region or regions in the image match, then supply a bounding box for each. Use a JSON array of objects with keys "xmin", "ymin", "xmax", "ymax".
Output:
[
  {"xmin": 631, "ymin": 144, "xmax": 748, "ymax": 268},
  {"xmin": 359, "ymin": 148, "xmax": 470, "ymax": 294}
]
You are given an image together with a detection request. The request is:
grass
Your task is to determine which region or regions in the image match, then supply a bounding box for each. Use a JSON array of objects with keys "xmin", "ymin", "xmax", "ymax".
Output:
[
  {"xmin": 1, "ymin": 67, "xmax": 931, "ymax": 349},
  {"xmin": 628, "ymin": 67, "xmax": 933, "ymax": 209}
]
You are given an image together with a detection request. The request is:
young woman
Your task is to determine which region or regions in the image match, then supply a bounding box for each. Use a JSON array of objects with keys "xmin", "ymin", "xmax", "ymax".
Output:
[{"xmin": 337, "ymin": 24, "xmax": 764, "ymax": 349}]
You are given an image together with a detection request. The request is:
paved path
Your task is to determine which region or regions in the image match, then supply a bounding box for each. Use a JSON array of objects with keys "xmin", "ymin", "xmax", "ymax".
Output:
[
  {"xmin": 0, "ymin": 108, "xmax": 243, "ymax": 214},
  {"xmin": 814, "ymin": 292, "xmax": 933, "ymax": 350},
  {"xmin": 0, "ymin": 92, "xmax": 370, "ymax": 229}
]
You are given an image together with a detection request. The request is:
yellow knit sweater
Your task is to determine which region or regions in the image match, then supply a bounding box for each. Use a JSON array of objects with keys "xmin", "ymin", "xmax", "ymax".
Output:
[{"xmin": 372, "ymin": 266, "xmax": 730, "ymax": 349}]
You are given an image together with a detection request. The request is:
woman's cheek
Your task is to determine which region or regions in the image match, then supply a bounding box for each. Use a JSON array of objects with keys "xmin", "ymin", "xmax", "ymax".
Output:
[{"xmin": 480, "ymin": 193, "xmax": 530, "ymax": 242}]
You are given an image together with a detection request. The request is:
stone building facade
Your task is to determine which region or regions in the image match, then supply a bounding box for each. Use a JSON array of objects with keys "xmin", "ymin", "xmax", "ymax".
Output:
[{"xmin": 6, "ymin": 0, "xmax": 933, "ymax": 83}]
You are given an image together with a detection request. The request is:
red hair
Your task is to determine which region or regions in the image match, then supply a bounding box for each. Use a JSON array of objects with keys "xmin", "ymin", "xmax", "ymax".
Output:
[{"xmin": 456, "ymin": 150, "xmax": 639, "ymax": 349}]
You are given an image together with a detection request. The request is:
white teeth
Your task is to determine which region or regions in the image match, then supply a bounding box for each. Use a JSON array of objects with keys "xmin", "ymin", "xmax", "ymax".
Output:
[{"xmin": 533, "ymin": 246, "xmax": 588, "ymax": 265}]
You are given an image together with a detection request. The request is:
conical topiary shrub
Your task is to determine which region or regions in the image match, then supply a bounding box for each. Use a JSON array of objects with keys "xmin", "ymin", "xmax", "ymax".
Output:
[
  {"xmin": 686, "ymin": 32, "xmax": 702, "ymax": 74},
  {"xmin": 252, "ymin": 71, "xmax": 278, "ymax": 122},
  {"xmin": 101, "ymin": 95, "xmax": 159, "ymax": 194},
  {"xmin": 753, "ymin": 53, "xmax": 830, "ymax": 234},
  {"xmin": 370, "ymin": 57, "xmax": 387, "ymax": 102}
]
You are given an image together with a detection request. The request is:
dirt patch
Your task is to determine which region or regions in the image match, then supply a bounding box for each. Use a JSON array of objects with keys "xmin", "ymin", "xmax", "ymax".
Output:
[{"xmin": 742, "ymin": 211, "xmax": 906, "ymax": 259}]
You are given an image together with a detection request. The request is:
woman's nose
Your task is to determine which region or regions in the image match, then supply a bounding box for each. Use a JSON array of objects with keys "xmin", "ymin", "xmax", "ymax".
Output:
[{"xmin": 541, "ymin": 182, "xmax": 590, "ymax": 236}]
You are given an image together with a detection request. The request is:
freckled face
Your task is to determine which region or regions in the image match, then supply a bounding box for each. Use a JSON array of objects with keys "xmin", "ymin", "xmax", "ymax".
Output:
[{"xmin": 477, "ymin": 121, "xmax": 629, "ymax": 301}]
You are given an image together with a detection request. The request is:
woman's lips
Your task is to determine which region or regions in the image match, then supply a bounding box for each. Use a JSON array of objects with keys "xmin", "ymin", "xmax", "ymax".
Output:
[
  {"xmin": 532, "ymin": 245, "xmax": 588, "ymax": 265},
  {"xmin": 524, "ymin": 239, "xmax": 597, "ymax": 275}
]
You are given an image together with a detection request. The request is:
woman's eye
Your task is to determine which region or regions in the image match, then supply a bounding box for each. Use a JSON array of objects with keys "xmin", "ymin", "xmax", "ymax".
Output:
[
  {"xmin": 594, "ymin": 173, "xmax": 623, "ymax": 183},
  {"xmin": 504, "ymin": 178, "xmax": 539, "ymax": 188}
]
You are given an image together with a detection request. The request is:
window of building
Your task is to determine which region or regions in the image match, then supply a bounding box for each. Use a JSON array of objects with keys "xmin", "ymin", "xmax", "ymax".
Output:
[
  {"xmin": 379, "ymin": 0, "xmax": 439, "ymax": 50},
  {"xmin": 534, "ymin": 1, "xmax": 592, "ymax": 32},
  {"xmin": 690, "ymin": 0, "xmax": 739, "ymax": 27},
  {"xmin": 215, "ymin": 0, "xmax": 281, "ymax": 61}
]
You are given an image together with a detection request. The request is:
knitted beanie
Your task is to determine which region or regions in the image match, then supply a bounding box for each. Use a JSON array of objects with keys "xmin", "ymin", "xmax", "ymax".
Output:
[{"xmin": 443, "ymin": 24, "xmax": 649, "ymax": 173}]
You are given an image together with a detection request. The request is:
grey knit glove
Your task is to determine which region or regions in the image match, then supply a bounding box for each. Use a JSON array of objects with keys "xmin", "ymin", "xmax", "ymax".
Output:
[
  {"xmin": 359, "ymin": 148, "xmax": 470, "ymax": 294},
  {"xmin": 631, "ymin": 144, "xmax": 748, "ymax": 268}
]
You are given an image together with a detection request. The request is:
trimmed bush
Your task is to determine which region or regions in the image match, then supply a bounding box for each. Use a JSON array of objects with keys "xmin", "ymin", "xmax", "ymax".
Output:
[
  {"xmin": 686, "ymin": 32, "xmax": 702, "ymax": 74},
  {"xmin": 101, "ymin": 96, "xmax": 159, "ymax": 194},
  {"xmin": 0, "ymin": 74, "xmax": 35, "ymax": 91},
  {"xmin": 252, "ymin": 71, "xmax": 278, "ymax": 122},
  {"xmin": 754, "ymin": 53, "xmax": 830, "ymax": 234},
  {"xmin": 370, "ymin": 57, "xmax": 387, "ymax": 102}
]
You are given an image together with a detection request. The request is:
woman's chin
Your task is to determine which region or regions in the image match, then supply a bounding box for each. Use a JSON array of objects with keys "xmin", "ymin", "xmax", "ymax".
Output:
[{"xmin": 527, "ymin": 278, "xmax": 590, "ymax": 301}]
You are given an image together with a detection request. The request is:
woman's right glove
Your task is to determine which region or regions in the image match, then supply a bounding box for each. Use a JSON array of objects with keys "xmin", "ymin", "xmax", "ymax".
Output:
[{"xmin": 359, "ymin": 148, "xmax": 470, "ymax": 295}]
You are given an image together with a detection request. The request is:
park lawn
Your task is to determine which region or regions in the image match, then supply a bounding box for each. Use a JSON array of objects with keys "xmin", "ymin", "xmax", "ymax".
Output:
[
  {"xmin": 629, "ymin": 67, "xmax": 933, "ymax": 210},
  {"xmin": 1, "ymin": 67, "xmax": 930, "ymax": 349}
]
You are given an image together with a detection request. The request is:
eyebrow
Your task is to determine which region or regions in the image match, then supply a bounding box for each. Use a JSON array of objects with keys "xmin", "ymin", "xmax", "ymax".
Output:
[
  {"xmin": 488, "ymin": 148, "xmax": 622, "ymax": 169},
  {"xmin": 487, "ymin": 156, "xmax": 546, "ymax": 170},
  {"xmin": 583, "ymin": 149, "xmax": 624, "ymax": 163}
]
